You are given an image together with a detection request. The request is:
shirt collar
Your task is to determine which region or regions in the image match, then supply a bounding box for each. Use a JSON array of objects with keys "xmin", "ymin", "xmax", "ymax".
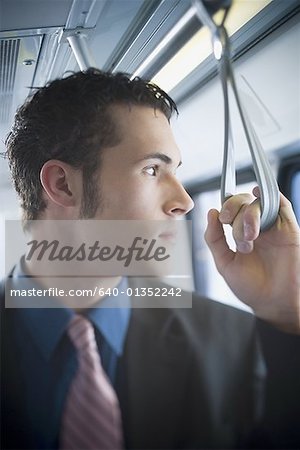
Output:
[
  {"xmin": 11, "ymin": 260, "xmax": 131, "ymax": 360},
  {"xmin": 86, "ymin": 278, "xmax": 130, "ymax": 356}
]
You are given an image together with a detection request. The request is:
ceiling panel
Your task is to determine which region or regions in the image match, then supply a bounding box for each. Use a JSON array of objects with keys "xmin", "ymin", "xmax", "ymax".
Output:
[{"xmin": 0, "ymin": 0, "xmax": 73, "ymax": 31}]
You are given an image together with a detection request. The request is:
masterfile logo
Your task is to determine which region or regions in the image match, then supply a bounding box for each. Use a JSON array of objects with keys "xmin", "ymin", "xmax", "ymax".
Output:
[
  {"xmin": 4, "ymin": 219, "xmax": 193, "ymax": 309},
  {"xmin": 25, "ymin": 237, "xmax": 170, "ymax": 267},
  {"xmin": 5, "ymin": 220, "xmax": 191, "ymax": 277}
]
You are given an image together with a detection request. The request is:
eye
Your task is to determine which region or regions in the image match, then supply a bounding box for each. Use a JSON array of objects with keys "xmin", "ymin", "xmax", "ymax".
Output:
[{"xmin": 144, "ymin": 165, "xmax": 158, "ymax": 176}]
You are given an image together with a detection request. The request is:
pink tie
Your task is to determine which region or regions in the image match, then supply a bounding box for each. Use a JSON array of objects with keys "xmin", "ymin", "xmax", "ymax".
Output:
[{"xmin": 60, "ymin": 315, "xmax": 124, "ymax": 450}]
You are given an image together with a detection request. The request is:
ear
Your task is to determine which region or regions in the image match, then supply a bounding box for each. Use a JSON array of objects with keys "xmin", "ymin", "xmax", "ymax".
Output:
[{"xmin": 40, "ymin": 160, "xmax": 81, "ymax": 208}]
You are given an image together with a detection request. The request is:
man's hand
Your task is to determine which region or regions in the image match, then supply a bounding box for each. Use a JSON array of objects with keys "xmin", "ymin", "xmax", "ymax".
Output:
[{"xmin": 205, "ymin": 187, "xmax": 300, "ymax": 334}]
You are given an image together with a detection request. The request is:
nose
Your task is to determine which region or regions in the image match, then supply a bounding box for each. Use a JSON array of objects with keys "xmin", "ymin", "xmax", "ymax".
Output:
[{"xmin": 163, "ymin": 176, "xmax": 194, "ymax": 217}]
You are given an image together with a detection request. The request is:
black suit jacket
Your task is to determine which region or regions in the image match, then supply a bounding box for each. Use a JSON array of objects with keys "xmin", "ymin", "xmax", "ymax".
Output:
[{"xmin": 1, "ymin": 277, "xmax": 300, "ymax": 449}]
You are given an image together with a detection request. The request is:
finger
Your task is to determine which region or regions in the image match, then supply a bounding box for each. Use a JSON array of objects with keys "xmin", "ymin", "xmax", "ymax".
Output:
[
  {"xmin": 219, "ymin": 193, "xmax": 254, "ymax": 224},
  {"xmin": 204, "ymin": 208, "xmax": 235, "ymax": 273},
  {"xmin": 242, "ymin": 198, "xmax": 261, "ymax": 241},
  {"xmin": 219, "ymin": 192, "xmax": 260, "ymax": 253},
  {"xmin": 278, "ymin": 192, "xmax": 299, "ymax": 228},
  {"xmin": 252, "ymin": 185, "xmax": 260, "ymax": 198},
  {"xmin": 231, "ymin": 200, "xmax": 260, "ymax": 253},
  {"xmin": 230, "ymin": 205, "xmax": 254, "ymax": 253}
]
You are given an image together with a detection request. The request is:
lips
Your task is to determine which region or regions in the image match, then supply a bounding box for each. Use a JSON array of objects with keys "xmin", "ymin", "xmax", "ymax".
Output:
[{"xmin": 158, "ymin": 230, "xmax": 177, "ymax": 242}]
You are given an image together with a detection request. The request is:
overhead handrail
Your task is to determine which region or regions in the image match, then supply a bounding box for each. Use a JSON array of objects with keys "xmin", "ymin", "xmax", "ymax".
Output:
[
  {"xmin": 67, "ymin": 32, "xmax": 97, "ymax": 71},
  {"xmin": 193, "ymin": 0, "xmax": 280, "ymax": 231}
]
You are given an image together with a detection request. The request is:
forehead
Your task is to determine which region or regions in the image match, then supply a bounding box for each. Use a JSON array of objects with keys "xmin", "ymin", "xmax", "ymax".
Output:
[
  {"xmin": 110, "ymin": 103, "xmax": 168, "ymax": 132},
  {"xmin": 108, "ymin": 104, "xmax": 181, "ymax": 162}
]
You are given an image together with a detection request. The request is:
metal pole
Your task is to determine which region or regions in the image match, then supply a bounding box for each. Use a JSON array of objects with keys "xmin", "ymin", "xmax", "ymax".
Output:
[{"xmin": 67, "ymin": 33, "xmax": 96, "ymax": 71}]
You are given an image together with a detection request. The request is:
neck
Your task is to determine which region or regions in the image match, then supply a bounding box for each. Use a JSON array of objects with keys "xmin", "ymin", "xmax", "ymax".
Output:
[{"xmin": 23, "ymin": 260, "xmax": 122, "ymax": 310}]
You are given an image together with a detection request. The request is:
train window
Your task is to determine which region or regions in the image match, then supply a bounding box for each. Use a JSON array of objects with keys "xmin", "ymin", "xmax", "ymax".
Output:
[
  {"xmin": 291, "ymin": 171, "xmax": 300, "ymax": 224},
  {"xmin": 192, "ymin": 181, "xmax": 257, "ymax": 312},
  {"xmin": 277, "ymin": 154, "xmax": 300, "ymax": 225}
]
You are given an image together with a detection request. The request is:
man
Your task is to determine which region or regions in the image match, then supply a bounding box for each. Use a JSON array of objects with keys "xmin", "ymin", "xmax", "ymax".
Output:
[{"xmin": 1, "ymin": 69, "xmax": 299, "ymax": 449}]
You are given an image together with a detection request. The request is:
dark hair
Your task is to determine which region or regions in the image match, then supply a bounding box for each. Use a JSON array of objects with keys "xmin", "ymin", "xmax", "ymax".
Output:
[{"xmin": 5, "ymin": 68, "xmax": 177, "ymax": 223}]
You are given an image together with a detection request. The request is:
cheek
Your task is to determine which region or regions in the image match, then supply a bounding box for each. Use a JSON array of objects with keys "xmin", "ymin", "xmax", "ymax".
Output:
[
  {"xmin": 120, "ymin": 186, "xmax": 159, "ymax": 218},
  {"xmin": 103, "ymin": 179, "xmax": 161, "ymax": 219}
]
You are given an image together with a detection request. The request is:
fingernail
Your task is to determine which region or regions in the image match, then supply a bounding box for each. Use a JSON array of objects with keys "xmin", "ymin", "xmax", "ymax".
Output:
[{"xmin": 237, "ymin": 241, "xmax": 252, "ymax": 253}]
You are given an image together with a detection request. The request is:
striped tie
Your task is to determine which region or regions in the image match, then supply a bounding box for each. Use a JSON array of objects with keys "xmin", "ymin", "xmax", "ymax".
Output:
[{"xmin": 60, "ymin": 315, "xmax": 124, "ymax": 450}]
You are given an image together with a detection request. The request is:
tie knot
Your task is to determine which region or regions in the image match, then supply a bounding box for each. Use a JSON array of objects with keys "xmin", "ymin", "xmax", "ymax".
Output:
[{"xmin": 67, "ymin": 315, "xmax": 97, "ymax": 354}]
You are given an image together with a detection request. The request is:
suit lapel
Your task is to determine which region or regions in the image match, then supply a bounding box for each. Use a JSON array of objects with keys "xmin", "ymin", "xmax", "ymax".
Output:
[{"xmin": 116, "ymin": 285, "xmax": 192, "ymax": 449}]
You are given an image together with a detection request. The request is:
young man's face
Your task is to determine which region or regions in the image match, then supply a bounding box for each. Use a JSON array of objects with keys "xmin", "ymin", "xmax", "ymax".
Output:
[{"xmin": 91, "ymin": 104, "xmax": 194, "ymax": 221}]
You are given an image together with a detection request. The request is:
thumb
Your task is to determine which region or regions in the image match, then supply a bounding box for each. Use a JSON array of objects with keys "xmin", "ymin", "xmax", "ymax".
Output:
[{"xmin": 204, "ymin": 208, "xmax": 235, "ymax": 273}]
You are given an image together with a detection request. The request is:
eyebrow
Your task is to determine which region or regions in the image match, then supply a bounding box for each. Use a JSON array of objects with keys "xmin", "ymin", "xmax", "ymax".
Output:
[{"xmin": 137, "ymin": 152, "xmax": 182, "ymax": 168}]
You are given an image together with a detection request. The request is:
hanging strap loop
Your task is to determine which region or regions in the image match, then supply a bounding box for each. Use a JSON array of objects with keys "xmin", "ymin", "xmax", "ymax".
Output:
[{"xmin": 193, "ymin": 0, "xmax": 280, "ymax": 231}]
